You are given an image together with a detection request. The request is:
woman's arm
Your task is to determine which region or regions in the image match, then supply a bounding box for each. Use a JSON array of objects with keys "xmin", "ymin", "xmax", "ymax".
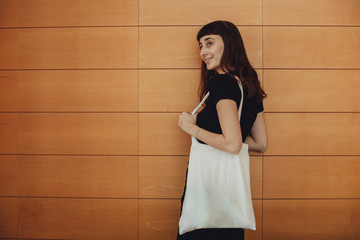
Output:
[
  {"xmin": 178, "ymin": 99, "xmax": 243, "ymax": 154},
  {"xmin": 244, "ymin": 111, "xmax": 267, "ymax": 152}
]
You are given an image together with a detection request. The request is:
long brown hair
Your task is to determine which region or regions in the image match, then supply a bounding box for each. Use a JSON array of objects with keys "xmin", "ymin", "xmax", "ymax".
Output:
[{"xmin": 197, "ymin": 20, "xmax": 266, "ymax": 102}]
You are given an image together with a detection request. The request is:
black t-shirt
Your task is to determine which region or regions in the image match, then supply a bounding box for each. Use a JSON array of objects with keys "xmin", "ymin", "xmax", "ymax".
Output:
[{"xmin": 196, "ymin": 74, "xmax": 264, "ymax": 143}]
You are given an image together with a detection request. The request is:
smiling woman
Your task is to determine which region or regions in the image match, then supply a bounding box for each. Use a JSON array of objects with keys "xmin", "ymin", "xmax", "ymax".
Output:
[
  {"xmin": 177, "ymin": 20, "xmax": 268, "ymax": 240},
  {"xmin": 198, "ymin": 35, "xmax": 225, "ymax": 73}
]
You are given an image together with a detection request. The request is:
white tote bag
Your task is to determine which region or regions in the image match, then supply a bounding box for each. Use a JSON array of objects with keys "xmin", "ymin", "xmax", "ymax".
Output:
[{"xmin": 178, "ymin": 80, "xmax": 256, "ymax": 235}]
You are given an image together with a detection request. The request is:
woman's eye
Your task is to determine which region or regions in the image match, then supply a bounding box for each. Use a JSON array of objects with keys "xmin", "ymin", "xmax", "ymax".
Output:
[{"xmin": 199, "ymin": 41, "xmax": 212, "ymax": 49}]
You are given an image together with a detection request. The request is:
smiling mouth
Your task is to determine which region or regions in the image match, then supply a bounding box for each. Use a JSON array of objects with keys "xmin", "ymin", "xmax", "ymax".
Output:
[{"xmin": 204, "ymin": 57, "xmax": 213, "ymax": 64}]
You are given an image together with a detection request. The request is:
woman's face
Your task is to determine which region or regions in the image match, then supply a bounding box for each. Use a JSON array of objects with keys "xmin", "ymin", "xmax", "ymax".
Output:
[{"xmin": 199, "ymin": 34, "xmax": 225, "ymax": 74}]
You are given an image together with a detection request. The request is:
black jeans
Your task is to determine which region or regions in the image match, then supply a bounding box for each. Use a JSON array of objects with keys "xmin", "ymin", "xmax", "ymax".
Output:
[{"xmin": 177, "ymin": 228, "xmax": 244, "ymax": 240}]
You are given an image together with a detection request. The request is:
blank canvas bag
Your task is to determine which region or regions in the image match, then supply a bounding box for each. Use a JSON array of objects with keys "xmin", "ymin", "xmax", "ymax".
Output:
[{"xmin": 178, "ymin": 80, "xmax": 256, "ymax": 235}]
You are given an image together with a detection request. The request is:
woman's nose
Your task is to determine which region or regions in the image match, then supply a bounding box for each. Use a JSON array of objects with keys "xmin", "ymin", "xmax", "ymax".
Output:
[{"xmin": 200, "ymin": 48, "xmax": 207, "ymax": 58}]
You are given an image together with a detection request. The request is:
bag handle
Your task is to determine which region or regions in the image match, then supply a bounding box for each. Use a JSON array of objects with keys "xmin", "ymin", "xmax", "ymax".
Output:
[{"xmin": 191, "ymin": 76, "xmax": 244, "ymax": 121}]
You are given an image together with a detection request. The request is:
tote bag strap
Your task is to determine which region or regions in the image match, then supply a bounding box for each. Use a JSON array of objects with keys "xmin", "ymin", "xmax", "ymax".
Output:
[{"xmin": 191, "ymin": 76, "xmax": 244, "ymax": 121}]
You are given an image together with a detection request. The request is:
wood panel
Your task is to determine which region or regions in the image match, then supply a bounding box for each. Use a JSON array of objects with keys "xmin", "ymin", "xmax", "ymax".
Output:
[
  {"xmin": 250, "ymin": 156, "xmax": 263, "ymax": 199},
  {"xmin": 139, "ymin": 26, "xmax": 262, "ymax": 68},
  {"xmin": 0, "ymin": 29, "xmax": 17, "ymax": 69},
  {"xmin": 18, "ymin": 155, "xmax": 138, "ymax": 198},
  {"xmin": 246, "ymin": 200, "xmax": 262, "ymax": 240},
  {"xmin": 0, "ymin": 71, "xmax": 17, "ymax": 112},
  {"xmin": 0, "ymin": 155, "xmax": 17, "ymax": 196},
  {"xmin": 139, "ymin": 113, "xmax": 190, "ymax": 155},
  {"xmin": 18, "ymin": 113, "xmax": 138, "ymax": 155},
  {"xmin": 263, "ymin": 0, "xmax": 360, "ymax": 26},
  {"xmin": 263, "ymin": 199, "xmax": 360, "ymax": 240},
  {"xmin": 265, "ymin": 113, "xmax": 360, "ymax": 155},
  {"xmin": 18, "ymin": 70, "xmax": 138, "ymax": 111},
  {"xmin": 263, "ymin": 27, "xmax": 360, "ymax": 68},
  {"xmin": 264, "ymin": 156, "xmax": 360, "ymax": 198},
  {"xmin": 139, "ymin": 69, "xmax": 200, "ymax": 112},
  {"xmin": 139, "ymin": 199, "xmax": 181, "ymax": 240},
  {"xmin": 0, "ymin": 0, "xmax": 18, "ymax": 27},
  {"xmin": 18, "ymin": 27, "xmax": 138, "ymax": 69},
  {"xmin": 0, "ymin": 197, "xmax": 17, "ymax": 238},
  {"xmin": 264, "ymin": 70, "xmax": 360, "ymax": 112},
  {"xmin": 19, "ymin": 0, "xmax": 138, "ymax": 27},
  {"xmin": 18, "ymin": 198, "xmax": 138, "ymax": 240},
  {"xmin": 139, "ymin": 156, "xmax": 189, "ymax": 198},
  {"xmin": 139, "ymin": 199, "xmax": 262, "ymax": 240},
  {"xmin": 139, "ymin": 0, "xmax": 261, "ymax": 25},
  {"xmin": 0, "ymin": 113, "xmax": 17, "ymax": 154}
]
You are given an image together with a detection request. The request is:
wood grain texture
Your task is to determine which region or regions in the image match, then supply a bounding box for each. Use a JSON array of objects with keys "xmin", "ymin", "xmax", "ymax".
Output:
[
  {"xmin": 263, "ymin": 199, "xmax": 360, "ymax": 240},
  {"xmin": 18, "ymin": 113, "xmax": 138, "ymax": 155},
  {"xmin": 0, "ymin": 71, "xmax": 17, "ymax": 112},
  {"xmin": 139, "ymin": 26, "xmax": 262, "ymax": 68},
  {"xmin": 139, "ymin": 199, "xmax": 180, "ymax": 240},
  {"xmin": 0, "ymin": 0, "xmax": 18, "ymax": 27},
  {"xmin": 19, "ymin": 0, "xmax": 138, "ymax": 27},
  {"xmin": 250, "ymin": 156, "xmax": 263, "ymax": 199},
  {"xmin": 246, "ymin": 200, "xmax": 262, "ymax": 240},
  {"xmin": 18, "ymin": 27, "xmax": 138, "ymax": 69},
  {"xmin": 0, "ymin": 29, "xmax": 17, "ymax": 69},
  {"xmin": 264, "ymin": 70, "xmax": 360, "ymax": 112},
  {"xmin": 0, "ymin": 197, "xmax": 17, "ymax": 238},
  {"xmin": 139, "ymin": 199, "xmax": 262, "ymax": 240},
  {"xmin": 139, "ymin": 0, "xmax": 261, "ymax": 25},
  {"xmin": 139, "ymin": 69, "xmax": 200, "ymax": 112},
  {"xmin": 263, "ymin": 0, "xmax": 360, "ymax": 25},
  {"xmin": 0, "ymin": 113, "xmax": 17, "ymax": 154},
  {"xmin": 139, "ymin": 156, "xmax": 189, "ymax": 198},
  {"xmin": 139, "ymin": 113, "xmax": 190, "ymax": 155},
  {"xmin": 0, "ymin": 155, "xmax": 17, "ymax": 196},
  {"xmin": 18, "ymin": 198, "xmax": 138, "ymax": 240},
  {"xmin": 263, "ymin": 27, "xmax": 360, "ymax": 68},
  {"xmin": 264, "ymin": 156, "xmax": 360, "ymax": 198},
  {"xmin": 18, "ymin": 155, "xmax": 138, "ymax": 198},
  {"xmin": 18, "ymin": 70, "xmax": 138, "ymax": 111},
  {"xmin": 265, "ymin": 113, "xmax": 360, "ymax": 155}
]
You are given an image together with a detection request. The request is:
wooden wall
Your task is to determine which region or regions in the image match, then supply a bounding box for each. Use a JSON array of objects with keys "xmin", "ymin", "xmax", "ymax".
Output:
[{"xmin": 0, "ymin": 0, "xmax": 359, "ymax": 239}]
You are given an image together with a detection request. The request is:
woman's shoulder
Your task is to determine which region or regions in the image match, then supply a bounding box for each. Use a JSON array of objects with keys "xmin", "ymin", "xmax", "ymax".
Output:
[{"xmin": 209, "ymin": 74, "xmax": 238, "ymax": 88}]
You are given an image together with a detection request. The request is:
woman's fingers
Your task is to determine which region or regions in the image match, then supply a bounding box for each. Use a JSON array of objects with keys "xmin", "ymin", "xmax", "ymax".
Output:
[{"xmin": 178, "ymin": 112, "xmax": 193, "ymax": 132}]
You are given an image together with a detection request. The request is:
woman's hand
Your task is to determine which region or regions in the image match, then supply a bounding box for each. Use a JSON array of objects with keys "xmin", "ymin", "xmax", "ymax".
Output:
[{"xmin": 178, "ymin": 112, "xmax": 198, "ymax": 136}]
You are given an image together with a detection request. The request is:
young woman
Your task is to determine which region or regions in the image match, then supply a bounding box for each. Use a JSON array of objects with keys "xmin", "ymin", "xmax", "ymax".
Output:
[{"xmin": 177, "ymin": 20, "xmax": 267, "ymax": 240}]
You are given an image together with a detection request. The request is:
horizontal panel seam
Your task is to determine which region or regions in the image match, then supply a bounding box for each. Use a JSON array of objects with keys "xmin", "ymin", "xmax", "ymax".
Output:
[
  {"xmin": 1, "ymin": 196, "xmax": 359, "ymax": 200},
  {"xmin": 0, "ymin": 68, "xmax": 198, "ymax": 71},
  {"xmin": 1, "ymin": 111, "xmax": 360, "ymax": 113},
  {"xmin": 1, "ymin": 25, "xmax": 360, "ymax": 29},
  {"xmin": 2, "ymin": 154, "xmax": 359, "ymax": 157},
  {"xmin": 0, "ymin": 68, "xmax": 359, "ymax": 71}
]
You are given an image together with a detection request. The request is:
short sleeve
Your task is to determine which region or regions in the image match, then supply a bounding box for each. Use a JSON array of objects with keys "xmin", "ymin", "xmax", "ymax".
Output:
[{"xmin": 209, "ymin": 75, "xmax": 240, "ymax": 105}]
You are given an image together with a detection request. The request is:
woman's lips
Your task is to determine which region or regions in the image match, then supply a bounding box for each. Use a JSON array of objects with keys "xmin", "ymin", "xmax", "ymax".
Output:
[{"xmin": 204, "ymin": 57, "xmax": 212, "ymax": 64}]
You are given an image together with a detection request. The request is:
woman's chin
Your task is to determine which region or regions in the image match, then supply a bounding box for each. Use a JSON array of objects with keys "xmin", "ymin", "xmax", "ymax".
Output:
[{"xmin": 206, "ymin": 65, "xmax": 214, "ymax": 70}]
